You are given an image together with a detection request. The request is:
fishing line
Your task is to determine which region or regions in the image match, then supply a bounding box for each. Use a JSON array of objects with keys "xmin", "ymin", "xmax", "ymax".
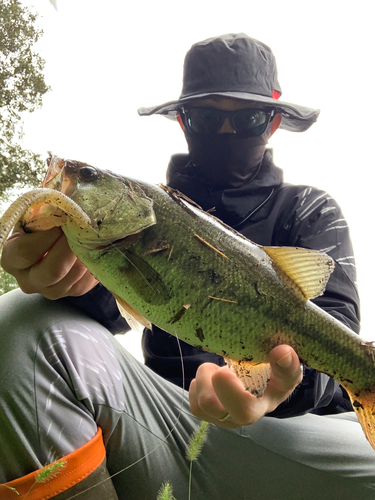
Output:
[{"xmin": 65, "ymin": 330, "xmax": 187, "ymax": 500}]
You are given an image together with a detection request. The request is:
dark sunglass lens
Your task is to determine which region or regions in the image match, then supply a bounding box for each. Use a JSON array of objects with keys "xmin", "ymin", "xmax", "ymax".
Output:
[
  {"xmin": 233, "ymin": 109, "xmax": 268, "ymax": 136},
  {"xmin": 187, "ymin": 108, "xmax": 223, "ymax": 134}
]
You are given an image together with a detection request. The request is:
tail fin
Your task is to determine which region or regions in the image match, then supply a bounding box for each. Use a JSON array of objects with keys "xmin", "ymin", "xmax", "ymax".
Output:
[{"xmin": 346, "ymin": 388, "xmax": 375, "ymax": 451}]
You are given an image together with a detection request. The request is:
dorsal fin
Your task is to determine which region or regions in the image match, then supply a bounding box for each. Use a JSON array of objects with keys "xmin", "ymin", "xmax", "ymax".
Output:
[
  {"xmin": 263, "ymin": 246, "xmax": 334, "ymax": 300},
  {"xmin": 112, "ymin": 292, "xmax": 152, "ymax": 333}
]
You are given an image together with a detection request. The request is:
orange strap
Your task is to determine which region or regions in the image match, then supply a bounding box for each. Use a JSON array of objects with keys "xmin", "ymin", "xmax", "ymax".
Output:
[{"xmin": 1, "ymin": 427, "xmax": 106, "ymax": 500}]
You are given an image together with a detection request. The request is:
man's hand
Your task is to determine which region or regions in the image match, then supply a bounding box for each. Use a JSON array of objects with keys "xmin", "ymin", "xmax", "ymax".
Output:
[
  {"xmin": 1, "ymin": 226, "xmax": 98, "ymax": 299},
  {"xmin": 189, "ymin": 345, "xmax": 303, "ymax": 428}
]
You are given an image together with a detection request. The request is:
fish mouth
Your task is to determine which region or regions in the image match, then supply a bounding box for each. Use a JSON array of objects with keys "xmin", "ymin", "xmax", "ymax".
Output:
[
  {"xmin": 41, "ymin": 153, "xmax": 64, "ymax": 188},
  {"xmin": 41, "ymin": 153, "xmax": 73, "ymax": 196},
  {"xmin": 95, "ymin": 231, "xmax": 142, "ymax": 250}
]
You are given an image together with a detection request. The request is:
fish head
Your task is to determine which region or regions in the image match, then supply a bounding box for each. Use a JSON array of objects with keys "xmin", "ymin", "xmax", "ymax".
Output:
[{"xmin": 42, "ymin": 155, "xmax": 156, "ymax": 249}]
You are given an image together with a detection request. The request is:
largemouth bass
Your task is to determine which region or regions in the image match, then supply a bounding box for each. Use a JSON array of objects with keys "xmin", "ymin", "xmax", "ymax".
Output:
[{"xmin": 1, "ymin": 154, "xmax": 375, "ymax": 452}]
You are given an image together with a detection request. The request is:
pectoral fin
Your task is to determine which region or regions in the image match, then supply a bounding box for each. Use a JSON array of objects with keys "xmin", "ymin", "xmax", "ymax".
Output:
[
  {"xmin": 225, "ymin": 358, "xmax": 271, "ymax": 398},
  {"xmin": 120, "ymin": 250, "xmax": 171, "ymax": 305},
  {"xmin": 112, "ymin": 292, "xmax": 152, "ymax": 332},
  {"xmin": 263, "ymin": 246, "xmax": 334, "ymax": 300}
]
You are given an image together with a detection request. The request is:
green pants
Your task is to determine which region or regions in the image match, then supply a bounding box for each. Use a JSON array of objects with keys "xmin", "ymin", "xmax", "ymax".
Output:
[{"xmin": 1, "ymin": 288, "xmax": 375, "ymax": 499}]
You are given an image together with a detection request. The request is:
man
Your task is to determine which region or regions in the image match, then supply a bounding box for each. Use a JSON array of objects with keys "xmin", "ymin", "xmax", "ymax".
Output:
[{"xmin": 1, "ymin": 34, "xmax": 374, "ymax": 499}]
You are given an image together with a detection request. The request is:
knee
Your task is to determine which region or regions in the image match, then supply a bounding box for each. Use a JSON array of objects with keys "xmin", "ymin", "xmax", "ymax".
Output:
[
  {"xmin": 0, "ymin": 288, "xmax": 85, "ymax": 360},
  {"xmin": 0, "ymin": 289, "xmax": 49, "ymax": 340}
]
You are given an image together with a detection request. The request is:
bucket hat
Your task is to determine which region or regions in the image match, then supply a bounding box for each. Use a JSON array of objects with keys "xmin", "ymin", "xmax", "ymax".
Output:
[{"xmin": 138, "ymin": 33, "xmax": 319, "ymax": 132}]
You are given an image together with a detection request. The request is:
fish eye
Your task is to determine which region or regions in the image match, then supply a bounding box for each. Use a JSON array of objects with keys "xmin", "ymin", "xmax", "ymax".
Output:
[{"xmin": 79, "ymin": 166, "xmax": 98, "ymax": 182}]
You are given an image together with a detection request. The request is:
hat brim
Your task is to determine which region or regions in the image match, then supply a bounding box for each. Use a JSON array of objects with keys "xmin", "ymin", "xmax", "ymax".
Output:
[{"xmin": 138, "ymin": 91, "xmax": 320, "ymax": 132}]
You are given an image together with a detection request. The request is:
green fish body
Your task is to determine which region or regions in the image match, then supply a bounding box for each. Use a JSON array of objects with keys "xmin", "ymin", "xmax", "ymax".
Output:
[{"xmin": 1, "ymin": 155, "xmax": 375, "ymax": 450}]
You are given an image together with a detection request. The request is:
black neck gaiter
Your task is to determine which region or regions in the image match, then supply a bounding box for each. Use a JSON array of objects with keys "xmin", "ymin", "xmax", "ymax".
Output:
[
  {"xmin": 184, "ymin": 129, "xmax": 270, "ymax": 189},
  {"xmin": 166, "ymin": 148, "xmax": 283, "ymax": 227}
]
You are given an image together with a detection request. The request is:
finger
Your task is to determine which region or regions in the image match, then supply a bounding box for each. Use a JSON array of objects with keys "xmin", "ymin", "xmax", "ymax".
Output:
[
  {"xmin": 1, "ymin": 227, "xmax": 63, "ymax": 272},
  {"xmin": 19, "ymin": 235, "xmax": 79, "ymax": 292},
  {"xmin": 189, "ymin": 378, "xmax": 239, "ymax": 429},
  {"xmin": 190, "ymin": 363, "xmax": 227, "ymax": 419},
  {"xmin": 63, "ymin": 267, "xmax": 99, "ymax": 297},
  {"xmin": 189, "ymin": 363, "xmax": 241, "ymax": 427},
  {"xmin": 42, "ymin": 263, "xmax": 99, "ymax": 299},
  {"xmin": 212, "ymin": 366, "xmax": 264, "ymax": 425},
  {"xmin": 263, "ymin": 345, "xmax": 303, "ymax": 411}
]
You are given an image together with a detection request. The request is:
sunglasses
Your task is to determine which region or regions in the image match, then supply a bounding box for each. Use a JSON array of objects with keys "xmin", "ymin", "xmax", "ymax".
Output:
[{"xmin": 180, "ymin": 106, "xmax": 275, "ymax": 137}]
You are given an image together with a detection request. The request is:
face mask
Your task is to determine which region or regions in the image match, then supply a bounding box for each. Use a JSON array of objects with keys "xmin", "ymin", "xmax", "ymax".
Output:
[{"xmin": 184, "ymin": 128, "xmax": 271, "ymax": 189}]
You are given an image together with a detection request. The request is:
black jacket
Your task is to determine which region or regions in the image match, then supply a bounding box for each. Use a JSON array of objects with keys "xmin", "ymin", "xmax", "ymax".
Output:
[{"xmin": 66, "ymin": 150, "xmax": 359, "ymax": 417}]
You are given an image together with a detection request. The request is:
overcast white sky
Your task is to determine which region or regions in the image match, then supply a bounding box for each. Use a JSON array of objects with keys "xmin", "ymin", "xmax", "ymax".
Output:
[{"xmin": 16, "ymin": 0, "xmax": 375, "ymax": 350}]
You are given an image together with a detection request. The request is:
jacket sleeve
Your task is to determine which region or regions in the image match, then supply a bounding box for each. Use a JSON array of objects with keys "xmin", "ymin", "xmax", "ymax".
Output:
[{"xmin": 267, "ymin": 186, "xmax": 359, "ymax": 417}]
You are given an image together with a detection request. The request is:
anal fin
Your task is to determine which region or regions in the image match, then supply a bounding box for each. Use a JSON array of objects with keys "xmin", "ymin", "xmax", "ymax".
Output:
[{"xmin": 225, "ymin": 358, "xmax": 271, "ymax": 398}]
